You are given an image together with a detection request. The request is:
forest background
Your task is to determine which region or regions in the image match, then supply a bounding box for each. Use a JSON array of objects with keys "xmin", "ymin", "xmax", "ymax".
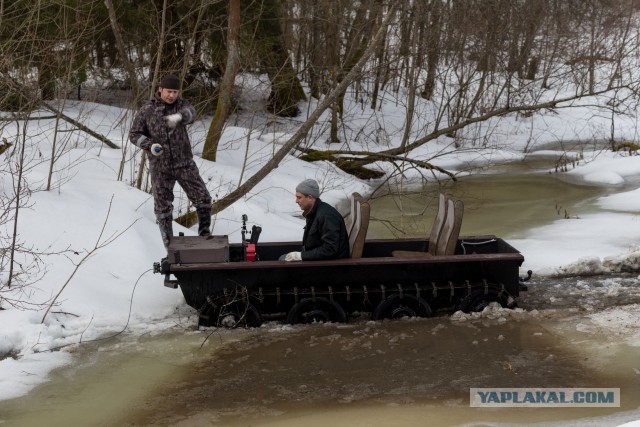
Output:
[{"xmin": 3, "ymin": 0, "xmax": 639, "ymax": 185}]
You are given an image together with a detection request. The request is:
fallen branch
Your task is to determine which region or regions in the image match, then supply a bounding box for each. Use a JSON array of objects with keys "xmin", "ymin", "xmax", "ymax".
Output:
[
  {"xmin": 0, "ymin": 114, "xmax": 58, "ymax": 121},
  {"xmin": 40, "ymin": 101, "xmax": 120, "ymax": 149},
  {"xmin": 298, "ymin": 148, "xmax": 458, "ymax": 180},
  {"xmin": 1, "ymin": 73, "xmax": 120, "ymax": 149},
  {"xmin": 348, "ymin": 86, "xmax": 632, "ymax": 169}
]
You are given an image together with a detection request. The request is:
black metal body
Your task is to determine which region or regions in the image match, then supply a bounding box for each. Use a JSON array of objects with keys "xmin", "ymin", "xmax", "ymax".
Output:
[{"xmin": 157, "ymin": 234, "xmax": 526, "ymax": 325}]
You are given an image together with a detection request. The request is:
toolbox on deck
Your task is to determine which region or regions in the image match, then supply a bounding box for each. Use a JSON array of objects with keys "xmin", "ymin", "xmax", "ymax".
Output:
[{"xmin": 167, "ymin": 235, "xmax": 229, "ymax": 264}]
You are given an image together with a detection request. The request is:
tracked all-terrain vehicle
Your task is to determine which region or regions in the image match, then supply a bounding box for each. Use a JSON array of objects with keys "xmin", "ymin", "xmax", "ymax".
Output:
[{"xmin": 154, "ymin": 193, "xmax": 530, "ymax": 327}]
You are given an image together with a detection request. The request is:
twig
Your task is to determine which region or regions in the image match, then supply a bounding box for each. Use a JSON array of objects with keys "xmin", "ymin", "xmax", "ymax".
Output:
[
  {"xmin": 36, "ymin": 268, "xmax": 153, "ymax": 353},
  {"xmin": 40, "ymin": 101, "xmax": 120, "ymax": 149},
  {"xmin": 41, "ymin": 195, "xmax": 139, "ymax": 323}
]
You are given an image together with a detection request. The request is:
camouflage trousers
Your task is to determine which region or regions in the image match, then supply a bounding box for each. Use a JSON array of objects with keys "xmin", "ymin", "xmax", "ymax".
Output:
[{"xmin": 152, "ymin": 160, "xmax": 212, "ymax": 249}]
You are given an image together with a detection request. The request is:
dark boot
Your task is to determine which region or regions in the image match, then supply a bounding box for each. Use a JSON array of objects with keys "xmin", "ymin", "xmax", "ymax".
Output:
[
  {"xmin": 157, "ymin": 214, "xmax": 174, "ymax": 250},
  {"xmin": 196, "ymin": 206, "xmax": 211, "ymax": 236}
]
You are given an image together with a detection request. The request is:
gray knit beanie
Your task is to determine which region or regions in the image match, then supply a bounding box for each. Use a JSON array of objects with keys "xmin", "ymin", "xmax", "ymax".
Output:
[{"xmin": 296, "ymin": 179, "xmax": 320, "ymax": 198}]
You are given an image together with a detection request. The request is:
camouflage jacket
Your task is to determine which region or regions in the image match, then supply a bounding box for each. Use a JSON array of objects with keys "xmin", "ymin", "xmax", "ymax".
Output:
[{"xmin": 129, "ymin": 96, "xmax": 197, "ymax": 172}]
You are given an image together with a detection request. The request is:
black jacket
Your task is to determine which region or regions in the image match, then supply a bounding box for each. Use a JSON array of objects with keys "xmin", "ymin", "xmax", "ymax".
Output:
[{"xmin": 301, "ymin": 198, "xmax": 350, "ymax": 260}]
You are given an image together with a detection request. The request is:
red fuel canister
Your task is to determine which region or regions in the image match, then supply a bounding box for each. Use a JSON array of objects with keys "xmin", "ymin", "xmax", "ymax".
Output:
[{"xmin": 246, "ymin": 243, "xmax": 256, "ymax": 262}]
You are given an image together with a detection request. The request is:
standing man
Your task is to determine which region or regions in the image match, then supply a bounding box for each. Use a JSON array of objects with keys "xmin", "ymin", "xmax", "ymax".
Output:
[
  {"xmin": 284, "ymin": 179, "xmax": 350, "ymax": 261},
  {"xmin": 129, "ymin": 74, "xmax": 212, "ymax": 250}
]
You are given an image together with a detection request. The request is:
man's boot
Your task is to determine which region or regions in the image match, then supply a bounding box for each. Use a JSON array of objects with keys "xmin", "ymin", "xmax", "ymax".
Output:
[
  {"xmin": 157, "ymin": 213, "xmax": 174, "ymax": 250},
  {"xmin": 196, "ymin": 205, "xmax": 211, "ymax": 236}
]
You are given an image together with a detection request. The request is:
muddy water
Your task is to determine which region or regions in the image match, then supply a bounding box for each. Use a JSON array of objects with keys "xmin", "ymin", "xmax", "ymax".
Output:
[
  {"xmin": 368, "ymin": 172, "xmax": 612, "ymax": 240},
  {"xmin": 1, "ymin": 276, "xmax": 639, "ymax": 427},
  {"xmin": 116, "ymin": 300, "xmax": 640, "ymax": 427},
  {"xmin": 368, "ymin": 141, "xmax": 640, "ymax": 240},
  {"xmin": 0, "ymin": 329, "xmax": 251, "ymax": 426}
]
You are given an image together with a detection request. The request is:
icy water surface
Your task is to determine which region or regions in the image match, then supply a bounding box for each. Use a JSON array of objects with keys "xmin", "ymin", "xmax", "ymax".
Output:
[
  {"xmin": 367, "ymin": 141, "xmax": 640, "ymax": 241},
  {"xmin": 367, "ymin": 172, "xmax": 611, "ymax": 240}
]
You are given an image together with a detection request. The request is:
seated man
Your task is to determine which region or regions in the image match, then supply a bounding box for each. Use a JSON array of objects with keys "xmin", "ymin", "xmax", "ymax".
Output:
[{"xmin": 284, "ymin": 179, "xmax": 350, "ymax": 261}]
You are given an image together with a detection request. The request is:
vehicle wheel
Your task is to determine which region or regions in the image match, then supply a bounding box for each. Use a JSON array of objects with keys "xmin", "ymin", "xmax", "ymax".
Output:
[
  {"xmin": 200, "ymin": 299, "xmax": 262, "ymax": 328},
  {"xmin": 198, "ymin": 301, "xmax": 218, "ymax": 327},
  {"xmin": 371, "ymin": 294, "xmax": 433, "ymax": 320},
  {"xmin": 457, "ymin": 287, "xmax": 517, "ymax": 313},
  {"xmin": 217, "ymin": 299, "xmax": 262, "ymax": 328},
  {"xmin": 286, "ymin": 297, "xmax": 347, "ymax": 325}
]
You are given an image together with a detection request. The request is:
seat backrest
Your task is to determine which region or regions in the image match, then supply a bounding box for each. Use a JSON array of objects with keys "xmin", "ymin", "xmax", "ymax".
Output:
[
  {"xmin": 348, "ymin": 192, "xmax": 370, "ymax": 258},
  {"xmin": 435, "ymin": 199, "xmax": 464, "ymax": 256},
  {"xmin": 347, "ymin": 190, "xmax": 359, "ymax": 238},
  {"xmin": 427, "ymin": 193, "xmax": 448, "ymax": 255}
]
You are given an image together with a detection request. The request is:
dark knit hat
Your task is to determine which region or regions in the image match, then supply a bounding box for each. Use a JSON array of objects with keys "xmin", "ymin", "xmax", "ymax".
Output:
[
  {"xmin": 159, "ymin": 74, "xmax": 180, "ymax": 90},
  {"xmin": 296, "ymin": 179, "xmax": 320, "ymax": 198}
]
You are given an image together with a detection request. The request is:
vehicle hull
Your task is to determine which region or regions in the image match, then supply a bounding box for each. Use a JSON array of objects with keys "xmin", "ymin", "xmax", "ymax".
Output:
[{"xmin": 159, "ymin": 235, "xmax": 525, "ymax": 325}]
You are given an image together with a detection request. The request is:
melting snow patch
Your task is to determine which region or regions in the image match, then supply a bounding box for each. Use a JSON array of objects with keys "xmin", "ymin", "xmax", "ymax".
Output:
[
  {"xmin": 579, "ymin": 304, "xmax": 640, "ymax": 346},
  {"xmin": 549, "ymin": 247, "xmax": 640, "ymax": 276},
  {"xmin": 603, "ymin": 246, "xmax": 640, "ymax": 273},
  {"xmin": 554, "ymin": 256, "xmax": 606, "ymax": 276},
  {"xmin": 450, "ymin": 303, "xmax": 528, "ymax": 322}
]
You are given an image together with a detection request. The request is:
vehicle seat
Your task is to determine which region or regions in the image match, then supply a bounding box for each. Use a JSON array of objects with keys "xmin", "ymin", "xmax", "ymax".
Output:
[
  {"xmin": 428, "ymin": 192, "xmax": 448, "ymax": 255},
  {"xmin": 348, "ymin": 192, "xmax": 370, "ymax": 258},
  {"xmin": 436, "ymin": 198, "xmax": 464, "ymax": 256},
  {"xmin": 347, "ymin": 190, "xmax": 359, "ymax": 238},
  {"xmin": 391, "ymin": 193, "xmax": 464, "ymax": 257}
]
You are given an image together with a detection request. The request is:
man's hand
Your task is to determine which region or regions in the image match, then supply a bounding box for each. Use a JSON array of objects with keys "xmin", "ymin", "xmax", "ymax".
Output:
[
  {"xmin": 284, "ymin": 251, "xmax": 302, "ymax": 261},
  {"xmin": 165, "ymin": 113, "xmax": 182, "ymax": 129},
  {"xmin": 150, "ymin": 143, "xmax": 163, "ymax": 156}
]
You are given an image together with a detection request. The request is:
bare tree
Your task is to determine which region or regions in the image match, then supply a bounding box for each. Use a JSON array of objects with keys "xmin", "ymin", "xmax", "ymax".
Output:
[
  {"xmin": 202, "ymin": 0, "xmax": 241, "ymax": 161},
  {"xmin": 0, "ymin": 108, "xmax": 58, "ymax": 310},
  {"xmin": 104, "ymin": 0, "xmax": 143, "ymax": 104}
]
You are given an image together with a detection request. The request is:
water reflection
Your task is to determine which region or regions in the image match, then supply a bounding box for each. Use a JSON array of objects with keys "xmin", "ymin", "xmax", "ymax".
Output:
[
  {"xmin": 368, "ymin": 143, "xmax": 639, "ymax": 241},
  {"xmin": 368, "ymin": 172, "xmax": 611, "ymax": 240}
]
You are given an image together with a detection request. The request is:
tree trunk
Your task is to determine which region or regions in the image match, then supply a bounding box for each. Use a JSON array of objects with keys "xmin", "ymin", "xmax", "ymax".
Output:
[
  {"xmin": 608, "ymin": 12, "xmax": 633, "ymax": 90},
  {"xmin": 308, "ymin": 4, "xmax": 322, "ymax": 100},
  {"xmin": 256, "ymin": 0, "xmax": 306, "ymax": 117},
  {"xmin": 38, "ymin": 58, "xmax": 56, "ymax": 101},
  {"xmin": 328, "ymin": 1, "xmax": 341, "ymax": 143},
  {"xmin": 104, "ymin": 0, "xmax": 142, "ymax": 104},
  {"xmin": 330, "ymin": 70, "xmax": 339, "ymax": 143},
  {"xmin": 40, "ymin": 101, "xmax": 119, "ymax": 149},
  {"xmin": 7, "ymin": 122, "xmax": 28, "ymax": 289},
  {"xmin": 202, "ymin": 0, "xmax": 240, "ymax": 161},
  {"xmin": 421, "ymin": 0, "xmax": 441, "ymax": 100},
  {"xmin": 370, "ymin": 11, "xmax": 386, "ymax": 110}
]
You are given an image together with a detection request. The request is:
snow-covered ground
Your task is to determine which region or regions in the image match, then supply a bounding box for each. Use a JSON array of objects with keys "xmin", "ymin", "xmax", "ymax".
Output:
[{"xmin": 0, "ymin": 78, "xmax": 638, "ymax": 427}]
